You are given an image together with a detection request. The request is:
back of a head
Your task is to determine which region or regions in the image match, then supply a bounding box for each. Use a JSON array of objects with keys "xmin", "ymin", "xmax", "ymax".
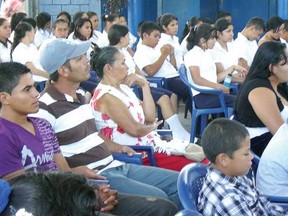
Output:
[
  {"xmin": 90, "ymin": 46, "xmax": 119, "ymax": 79},
  {"xmin": 10, "ymin": 12, "xmax": 27, "ymax": 32},
  {"xmin": 108, "ymin": 24, "xmax": 129, "ymax": 46},
  {"xmin": 247, "ymin": 41, "xmax": 287, "ymax": 80},
  {"xmin": 246, "ymin": 17, "xmax": 265, "ymax": 31},
  {"xmin": 36, "ymin": 12, "xmax": 51, "ymax": 29},
  {"xmin": 21, "ymin": 17, "xmax": 37, "ymax": 29},
  {"xmin": 186, "ymin": 23, "xmax": 216, "ymax": 51},
  {"xmin": 87, "ymin": 11, "xmax": 97, "ymax": 19},
  {"xmin": 2, "ymin": 172, "xmax": 98, "ymax": 216},
  {"xmin": 140, "ymin": 21, "xmax": 161, "ymax": 39},
  {"xmin": 266, "ymin": 16, "xmax": 284, "ymax": 32},
  {"xmin": 56, "ymin": 11, "xmax": 72, "ymax": 24},
  {"xmin": 201, "ymin": 119, "xmax": 249, "ymax": 163},
  {"xmin": 73, "ymin": 11, "xmax": 87, "ymax": 23},
  {"xmin": 102, "ymin": 14, "xmax": 119, "ymax": 24},
  {"xmin": 216, "ymin": 11, "xmax": 232, "ymax": 20}
]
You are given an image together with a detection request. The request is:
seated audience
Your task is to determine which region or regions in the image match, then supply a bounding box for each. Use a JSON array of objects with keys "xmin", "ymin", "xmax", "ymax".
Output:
[
  {"xmin": 184, "ymin": 23, "xmax": 239, "ymax": 109},
  {"xmin": 56, "ymin": 11, "xmax": 72, "ymax": 35},
  {"xmin": 234, "ymin": 41, "xmax": 288, "ymax": 156},
  {"xmin": 8, "ymin": 11, "xmax": 26, "ymax": 43},
  {"xmin": 108, "ymin": 24, "xmax": 190, "ymax": 140},
  {"xmin": 280, "ymin": 19, "xmax": 288, "ymax": 47},
  {"xmin": 0, "ymin": 62, "xmax": 178, "ymax": 216},
  {"xmin": 0, "ymin": 18, "xmax": 12, "ymax": 63},
  {"xmin": 258, "ymin": 16, "xmax": 284, "ymax": 47},
  {"xmin": 198, "ymin": 118, "xmax": 288, "ymax": 215},
  {"xmin": 32, "ymin": 39, "xmax": 183, "ymax": 210},
  {"xmin": 256, "ymin": 120, "xmax": 288, "ymax": 196},
  {"xmin": 90, "ymin": 46, "xmax": 207, "ymax": 171},
  {"xmin": 11, "ymin": 21, "xmax": 49, "ymax": 81},
  {"xmin": 87, "ymin": 11, "xmax": 103, "ymax": 46},
  {"xmin": 233, "ymin": 17, "xmax": 265, "ymax": 70}
]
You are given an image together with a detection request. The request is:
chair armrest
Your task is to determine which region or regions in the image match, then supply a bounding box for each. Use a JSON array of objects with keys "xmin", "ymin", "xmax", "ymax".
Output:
[
  {"xmin": 146, "ymin": 77, "xmax": 168, "ymax": 89},
  {"xmin": 156, "ymin": 129, "xmax": 173, "ymax": 137},
  {"xmin": 130, "ymin": 145, "xmax": 157, "ymax": 166},
  {"xmin": 112, "ymin": 153, "xmax": 143, "ymax": 165}
]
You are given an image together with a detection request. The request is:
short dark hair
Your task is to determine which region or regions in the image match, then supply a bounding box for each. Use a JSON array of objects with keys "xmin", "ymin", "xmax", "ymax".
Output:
[
  {"xmin": 108, "ymin": 24, "xmax": 129, "ymax": 46},
  {"xmin": 90, "ymin": 46, "xmax": 119, "ymax": 79},
  {"xmin": 216, "ymin": 11, "xmax": 232, "ymax": 20},
  {"xmin": 3, "ymin": 172, "xmax": 98, "ymax": 215},
  {"xmin": 0, "ymin": 62, "xmax": 30, "ymax": 94},
  {"xmin": 266, "ymin": 16, "xmax": 284, "ymax": 32},
  {"xmin": 57, "ymin": 11, "xmax": 72, "ymax": 24},
  {"xmin": 246, "ymin": 17, "xmax": 265, "ymax": 31},
  {"xmin": 140, "ymin": 21, "xmax": 161, "ymax": 39},
  {"xmin": 36, "ymin": 12, "xmax": 51, "ymax": 29},
  {"xmin": 214, "ymin": 18, "xmax": 233, "ymax": 33},
  {"xmin": 21, "ymin": 17, "xmax": 37, "ymax": 29},
  {"xmin": 160, "ymin": 13, "xmax": 178, "ymax": 28},
  {"xmin": 52, "ymin": 18, "xmax": 68, "ymax": 29},
  {"xmin": 201, "ymin": 118, "xmax": 249, "ymax": 163}
]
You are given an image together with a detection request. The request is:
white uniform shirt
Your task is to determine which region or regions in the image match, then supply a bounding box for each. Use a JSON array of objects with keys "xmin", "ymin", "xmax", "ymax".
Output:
[
  {"xmin": 184, "ymin": 46, "xmax": 217, "ymax": 96},
  {"xmin": 0, "ymin": 41, "xmax": 11, "ymax": 63},
  {"xmin": 34, "ymin": 28, "xmax": 51, "ymax": 48},
  {"xmin": 12, "ymin": 42, "xmax": 47, "ymax": 82},
  {"xmin": 134, "ymin": 42, "xmax": 179, "ymax": 78},
  {"xmin": 233, "ymin": 32, "xmax": 258, "ymax": 68},
  {"xmin": 157, "ymin": 33, "xmax": 183, "ymax": 69},
  {"xmin": 97, "ymin": 31, "xmax": 109, "ymax": 48},
  {"xmin": 90, "ymin": 30, "xmax": 103, "ymax": 46},
  {"xmin": 180, "ymin": 34, "xmax": 189, "ymax": 56},
  {"xmin": 210, "ymin": 41, "xmax": 238, "ymax": 70}
]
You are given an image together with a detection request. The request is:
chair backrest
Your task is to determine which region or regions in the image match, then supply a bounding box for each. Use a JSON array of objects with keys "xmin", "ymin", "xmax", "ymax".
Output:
[{"xmin": 177, "ymin": 163, "xmax": 208, "ymax": 211}]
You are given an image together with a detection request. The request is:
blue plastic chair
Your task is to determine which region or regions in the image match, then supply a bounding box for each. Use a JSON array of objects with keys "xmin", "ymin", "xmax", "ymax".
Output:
[
  {"xmin": 177, "ymin": 163, "xmax": 207, "ymax": 212},
  {"xmin": 174, "ymin": 209, "xmax": 203, "ymax": 216},
  {"xmin": 0, "ymin": 179, "xmax": 11, "ymax": 213},
  {"xmin": 178, "ymin": 64, "xmax": 231, "ymax": 143}
]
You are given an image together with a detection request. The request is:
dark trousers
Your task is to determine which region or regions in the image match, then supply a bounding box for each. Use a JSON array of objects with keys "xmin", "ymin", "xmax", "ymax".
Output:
[{"xmin": 250, "ymin": 132, "xmax": 273, "ymax": 157}]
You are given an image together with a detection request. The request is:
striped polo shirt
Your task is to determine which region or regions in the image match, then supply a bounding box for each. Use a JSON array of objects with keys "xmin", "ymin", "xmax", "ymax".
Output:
[{"xmin": 34, "ymin": 82, "xmax": 122, "ymax": 171}]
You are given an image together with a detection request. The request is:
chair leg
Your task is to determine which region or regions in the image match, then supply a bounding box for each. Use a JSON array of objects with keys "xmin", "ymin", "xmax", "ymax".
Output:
[
  {"xmin": 184, "ymin": 102, "xmax": 188, "ymax": 118},
  {"xmin": 190, "ymin": 113, "xmax": 198, "ymax": 143}
]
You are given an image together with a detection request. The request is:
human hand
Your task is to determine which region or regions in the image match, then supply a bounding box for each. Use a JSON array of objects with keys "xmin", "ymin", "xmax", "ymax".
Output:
[
  {"xmin": 118, "ymin": 145, "xmax": 136, "ymax": 157},
  {"xmin": 71, "ymin": 166, "xmax": 106, "ymax": 180},
  {"xmin": 234, "ymin": 65, "xmax": 248, "ymax": 78},
  {"xmin": 160, "ymin": 44, "xmax": 174, "ymax": 56},
  {"xmin": 219, "ymin": 85, "xmax": 230, "ymax": 94},
  {"xmin": 125, "ymin": 73, "xmax": 148, "ymax": 88},
  {"xmin": 97, "ymin": 185, "xmax": 118, "ymax": 212},
  {"xmin": 148, "ymin": 118, "xmax": 164, "ymax": 130}
]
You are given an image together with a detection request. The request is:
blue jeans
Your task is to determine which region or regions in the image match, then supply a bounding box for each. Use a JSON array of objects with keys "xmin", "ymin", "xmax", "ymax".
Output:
[{"xmin": 100, "ymin": 164, "xmax": 183, "ymax": 210}]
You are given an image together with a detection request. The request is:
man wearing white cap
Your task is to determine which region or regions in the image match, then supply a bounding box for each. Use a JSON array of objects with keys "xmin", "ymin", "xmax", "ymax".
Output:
[{"xmin": 32, "ymin": 39, "xmax": 182, "ymax": 213}]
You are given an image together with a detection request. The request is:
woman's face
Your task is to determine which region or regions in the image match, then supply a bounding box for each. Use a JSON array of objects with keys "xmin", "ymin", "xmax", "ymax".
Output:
[
  {"xmin": 218, "ymin": 24, "xmax": 234, "ymax": 42},
  {"xmin": 78, "ymin": 21, "xmax": 92, "ymax": 40},
  {"xmin": 0, "ymin": 20, "xmax": 11, "ymax": 41},
  {"xmin": 120, "ymin": 33, "xmax": 130, "ymax": 48},
  {"xmin": 272, "ymin": 53, "xmax": 288, "ymax": 83},
  {"xmin": 206, "ymin": 37, "xmax": 217, "ymax": 49},
  {"xmin": 163, "ymin": 19, "xmax": 178, "ymax": 36},
  {"xmin": 89, "ymin": 15, "xmax": 99, "ymax": 30},
  {"xmin": 27, "ymin": 28, "xmax": 35, "ymax": 44},
  {"xmin": 109, "ymin": 52, "xmax": 128, "ymax": 82}
]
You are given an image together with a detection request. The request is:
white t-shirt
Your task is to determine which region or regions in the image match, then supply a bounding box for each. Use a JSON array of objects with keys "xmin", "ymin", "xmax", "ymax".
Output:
[
  {"xmin": 233, "ymin": 32, "xmax": 258, "ymax": 67},
  {"xmin": 0, "ymin": 41, "xmax": 11, "ymax": 63},
  {"xmin": 184, "ymin": 45, "xmax": 217, "ymax": 96},
  {"xmin": 12, "ymin": 42, "xmax": 47, "ymax": 82},
  {"xmin": 210, "ymin": 41, "xmax": 238, "ymax": 70},
  {"xmin": 121, "ymin": 47, "xmax": 135, "ymax": 74},
  {"xmin": 90, "ymin": 30, "xmax": 103, "ymax": 46},
  {"xmin": 34, "ymin": 28, "xmax": 51, "ymax": 48},
  {"xmin": 134, "ymin": 43, "xmax": 179, "ymax": 78},
  {"xmin": 180, "ymin": 34, "xmax": 189, "ymax": 56},
  {"xmin": 157, "ymin": 33, "xmax": 183, "ymax": 69},
  {"xmin": 97, "ymin": 31, "xmax": 109, "ymax": 48}
]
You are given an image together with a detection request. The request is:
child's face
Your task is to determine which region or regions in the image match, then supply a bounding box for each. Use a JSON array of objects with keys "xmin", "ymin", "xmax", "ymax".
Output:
[{"xmin": 226, "ymin": 136, "xmax": 253, "ymax": 176}]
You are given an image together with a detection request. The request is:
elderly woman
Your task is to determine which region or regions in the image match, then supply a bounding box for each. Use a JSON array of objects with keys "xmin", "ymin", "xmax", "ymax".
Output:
[
  {"xmin": 234, "ymin": 41, "xmax": 288, "ymax": 156},
  {"xmin": 90, "ymin": 46, "xmax": 207, "ymax": 171}
]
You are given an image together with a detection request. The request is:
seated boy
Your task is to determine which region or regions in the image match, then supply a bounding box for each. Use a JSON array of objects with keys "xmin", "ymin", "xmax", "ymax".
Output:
[{"xmin": 198, "ymin": 118, "xmax": 288, "ymax": 215}]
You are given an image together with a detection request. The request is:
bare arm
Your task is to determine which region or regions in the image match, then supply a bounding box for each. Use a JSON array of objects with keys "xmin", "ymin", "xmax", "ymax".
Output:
[
  {"xmin": 189, "ymin": 66, "xmax": 230, "ymax": 94},
  {"xmin": 238, "ymin": 58, "xmax": 249, "ymax": 72},
  {"xmin": 2, "ymin": 169, "xmax": 25, "ymax": 180},
  {"xmin": 215, "ymin": 63, "xmax": 247, "ymax": 83},
  {"xmin": 142, "ymin": 44, "xmax": 173, "ymax": 76},
  {"xmin": 248, "ymin": 87, "xmax": 285, "ymax": 134},
  {"xmin": 26, "ymin": 62, "xmax": 49, "ymax": 79}
]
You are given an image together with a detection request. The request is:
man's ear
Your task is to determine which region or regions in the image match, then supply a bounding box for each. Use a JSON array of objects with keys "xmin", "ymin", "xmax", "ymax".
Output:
[
  {"xmin": 58, "ymin": 66, "xmax": 69, "ymax": 78},
  {"xmin": 0, "ymin": 92, "xmax": 10, "ymax": 105},
  {"xmin": 216, "ymin": 153, "xmax": 230, "ymax": 168}
]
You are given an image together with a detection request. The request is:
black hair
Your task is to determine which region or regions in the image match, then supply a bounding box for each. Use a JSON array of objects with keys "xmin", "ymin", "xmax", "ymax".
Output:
[
  {"xmin": 216, "ymin": 11, "xmax": 232, "ymax": 20},
  {"xmin": 180, "ymin": 16, "xmax": 202, "ymax": 43},
  {"xmin": 201, "ymin": 17, "xmax": 215, "ymax": 25},
  {"xmin": 140, "ymin": 21, "xmax": 161, "ymax": 39},
  {"xmin": 186, "ymin": 23, "xmax": 216, "ymax": 51},
  {"xmin": 11, "ymin": 22, "xmax": 33, "ymax": 60},
  {"xmin": 73, "ymin": 18, "xmax": 93, "ymax": 41},
  {"xmin": 156, "ymin": 15, "xmax": 163, "ymax": 32},
  {"xmin": 246, "ymin": 41, "xmax": 287, "ymax": 81},
  {"xmin": 0, "ymin": 62, "xmax": 31, "ymax": 95},
  {"xmin": 10, "ymin": 12, "xmax": 27, "ymax": 32},
  {"xmin": 245, "ymin": 17, "xmax": 265, "ymax": 31},
  {"xmin": 57, "ymin": 11, "xmax": 72, "ymax": 24},
  {"xmin": 2, "ymin": 172, "xmax": 98, "ymax": 216},
  {"xmin": 201, "ymin": 118, "xmax": 249, "ymax": 163},
  {"xmin": 87, "ymin": 11, "xmax": 97, "ymax": 19},
  {"xmin": 265, "ymin": 16, "xmax": 284, "ymax": 32},
  {"xmin": 102, "ymin": 14, "xmax": 119, "ymax": 24},
  {"xmin": 35, "ymin": 12, "xmax": 51, "ymax": 29},
  {"xmin": 160, "ymin": 13, "xmax": 178, "ymax": 28},
  {"xmin": 21, "ymin": 17, "xmax": 37, "ymax": 29},
  {"xmin": 108, "ymin": 24, "xmax": 129, "ymax": 46},
  {"xmin": 73, "ymin": 11, "xmax": 87, "ymax": 23},
  {"xmin": 214, "ymin": 18, "xmax": 233, "ymax": 38},
  {"xmin": 90, "ymin": 46, "xmax": 119, "ymax": 79}
]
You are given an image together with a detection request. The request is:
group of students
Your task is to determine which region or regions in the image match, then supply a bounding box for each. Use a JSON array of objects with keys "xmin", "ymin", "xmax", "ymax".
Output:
[{"xmin": 0, "ymin": 8, "xmax": 288, "ymax": 215}]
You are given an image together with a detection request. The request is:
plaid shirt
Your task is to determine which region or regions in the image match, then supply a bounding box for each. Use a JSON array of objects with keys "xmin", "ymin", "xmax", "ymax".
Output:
[{"xmin": 197, "ymin": 166, "xmax": 288, "ymax": 216}]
